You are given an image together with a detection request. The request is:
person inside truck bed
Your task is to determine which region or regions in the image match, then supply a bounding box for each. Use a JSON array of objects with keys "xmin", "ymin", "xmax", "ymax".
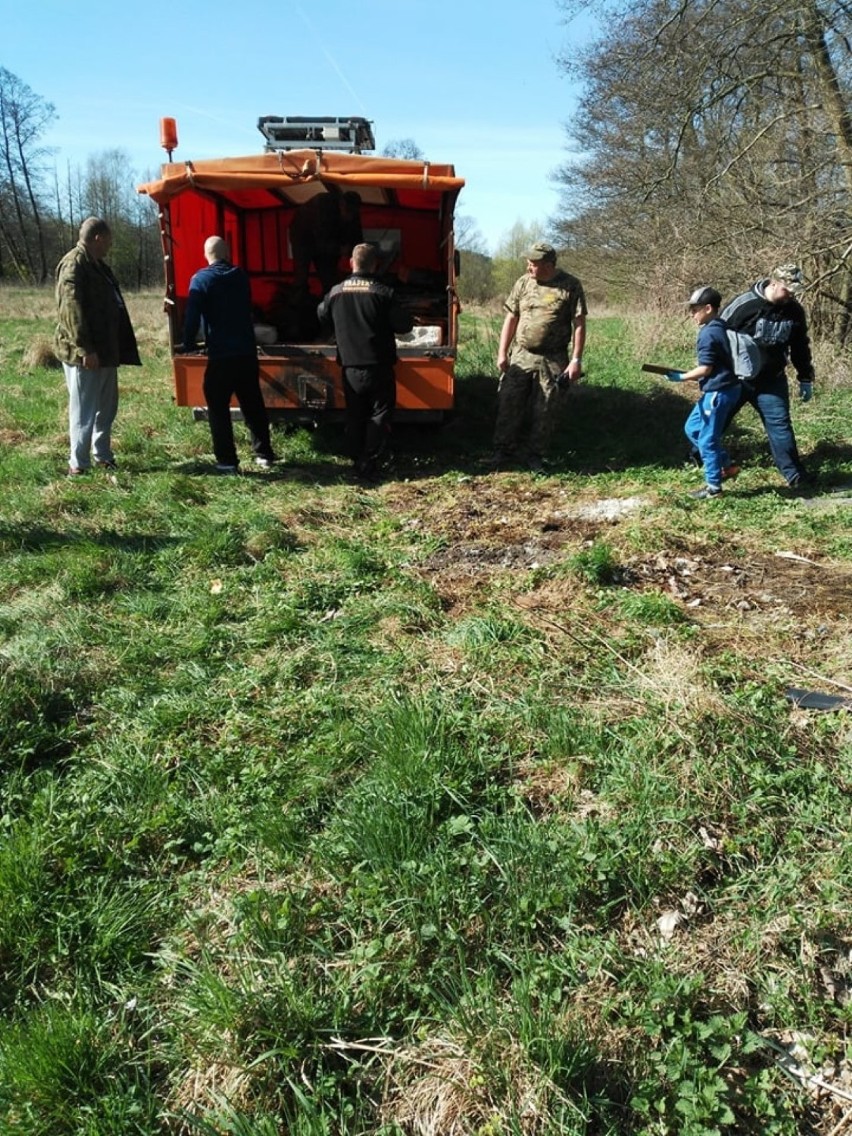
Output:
[
  {"xmin": 317, "ymin": 241, "xmax": 413, "ymax": 482},
  {"xmin": 290, "ymin": 189, "xmax": 363, "ymax": 305}
]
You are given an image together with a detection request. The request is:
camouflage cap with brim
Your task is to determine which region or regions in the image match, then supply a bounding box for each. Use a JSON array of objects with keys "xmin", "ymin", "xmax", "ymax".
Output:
[
  {"xmin": 771, "ymin": 264, "xmax": 805, "ymax": 292},
  {"xmin": 524, "ymin": 241, "xmax": 557, "ymax": 262}
]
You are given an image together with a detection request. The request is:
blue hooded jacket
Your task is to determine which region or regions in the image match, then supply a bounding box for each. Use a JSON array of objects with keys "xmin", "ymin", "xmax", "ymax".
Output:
[{"xmin": 182, "ymin": 260, "xmax": 256, "ymax": 358}]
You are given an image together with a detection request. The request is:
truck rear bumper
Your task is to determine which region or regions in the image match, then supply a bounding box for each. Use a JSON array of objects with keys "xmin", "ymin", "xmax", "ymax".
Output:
[{"xmin": 174, "ymin": 349, "xmax": 455, "ymax": 416}]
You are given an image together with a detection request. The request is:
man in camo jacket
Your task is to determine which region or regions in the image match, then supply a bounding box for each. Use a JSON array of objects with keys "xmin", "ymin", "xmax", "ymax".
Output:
[{"xmin": 488, "ymin": 242, "xmax": 587, "ymax": 473}]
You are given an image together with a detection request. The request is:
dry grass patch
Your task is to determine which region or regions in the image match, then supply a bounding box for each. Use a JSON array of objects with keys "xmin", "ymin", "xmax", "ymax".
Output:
[
  {"xmin": 127, "ymin": 293, "xmax": 173, "ymax": 353},
  {"xmin": 20, "ymin": 335, "xmax": 61, "ymax": 370},
  {"xmin": 375, "ymin": 1031, "xmax": 575, "ymax": 1135},
  {"xmin": 629, "ymin": 637, "xmax": 717, "ymax": 714},
  {"xmin": 0, "ymin": 285, "xmax": 55, "ymax": 321},
  {"xmin": 168, "ymin": 1052, "xmax": 252, "ymax": 1133},
  {"xmin": 811, "ymin": 337, "xmax": 852, "ymax": 391},
  {"xmin": 512, "ymin": 756, "xmax": 616, "ymax": 826}
]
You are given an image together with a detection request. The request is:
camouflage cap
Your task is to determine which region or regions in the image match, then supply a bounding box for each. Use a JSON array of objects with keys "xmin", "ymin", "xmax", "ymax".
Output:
[
  {"xmin": 524, "ymin": 241, "xmax": 557, "ymax": 262},
  {"xmin": 771, "ymin": 264, "xmax": 805, "ymax": 293}
]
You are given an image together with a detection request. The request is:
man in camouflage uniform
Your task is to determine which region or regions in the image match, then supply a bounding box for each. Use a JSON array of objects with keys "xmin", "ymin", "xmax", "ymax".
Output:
[{"xmin": 489, "ymin": 242, "xmax": 587, "ymax": 472}]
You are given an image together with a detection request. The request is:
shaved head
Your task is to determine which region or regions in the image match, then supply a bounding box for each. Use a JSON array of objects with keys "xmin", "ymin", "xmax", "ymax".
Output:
[{"xmin": 204, "ymin": 235, "xmax": 230, "ymax": 262}]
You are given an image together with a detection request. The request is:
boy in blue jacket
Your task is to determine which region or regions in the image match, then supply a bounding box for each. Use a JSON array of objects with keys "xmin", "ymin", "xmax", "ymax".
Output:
[{"xmin": 669, "ymin": 287, "xmax": 740, "ymax": 499}]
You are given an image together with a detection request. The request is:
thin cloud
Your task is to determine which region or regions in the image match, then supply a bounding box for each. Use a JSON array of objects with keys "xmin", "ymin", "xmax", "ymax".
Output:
[{"xmin": 293, "ymin": 4, "xmax": 369, "ymax": 115}]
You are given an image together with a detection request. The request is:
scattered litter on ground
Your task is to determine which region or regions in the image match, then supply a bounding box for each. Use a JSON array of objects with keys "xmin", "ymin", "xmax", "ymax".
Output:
[
  {"xmin": 760, "ymin": 1032, "xmax": 852, "ymax": 1107},
  {"xmin": 657, "ymin": 910, "xmax": 686, "ymax": 941},
  {"xmin": 558, "ymin": 495, "xmax": 649, "ymax": 522},
  {"xmin": 775, "ymin": 550, "xmax": 820, "ymax": 564},
  {"xmin": 784, "ymin": 687, "xmax": 852, "ymax": 711}
]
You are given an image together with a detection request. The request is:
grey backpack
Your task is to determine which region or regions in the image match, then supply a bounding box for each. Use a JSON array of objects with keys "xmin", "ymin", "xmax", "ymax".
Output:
[{"xmin": 726, "ymin": 327, "xmax": 763, "ymax": 379}]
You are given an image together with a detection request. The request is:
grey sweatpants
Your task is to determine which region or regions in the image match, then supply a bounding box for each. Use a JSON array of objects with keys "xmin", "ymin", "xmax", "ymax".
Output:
[{"xmin": 63, "ymin": 362, "xmax": 118, "ymax": 470}]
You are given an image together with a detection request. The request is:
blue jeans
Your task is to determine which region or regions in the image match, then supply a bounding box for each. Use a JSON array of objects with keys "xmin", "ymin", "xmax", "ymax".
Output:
[
  {"xmin": 726, "ymin": 373, "xmax": 806, "ymax": 485},
  {"xmin": 63, "ymin": 362, "xmax": 118, "ymax": 470},
  {"xmin": 684, "ymin": 387, "xmax": 740, "ymax": 490}
]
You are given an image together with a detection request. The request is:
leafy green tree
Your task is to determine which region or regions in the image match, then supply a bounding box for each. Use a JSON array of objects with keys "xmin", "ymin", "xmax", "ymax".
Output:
[
  {"xmin": 491, "ymin": 220, "xmax": 545, "ymax": 300},
  {"xmin": 454, "ymin": 214, "xmax": 495, "ymax": 303},
  {"xmin": 457, "ymin": 249, "xmax": 495, "ymax": 304}
]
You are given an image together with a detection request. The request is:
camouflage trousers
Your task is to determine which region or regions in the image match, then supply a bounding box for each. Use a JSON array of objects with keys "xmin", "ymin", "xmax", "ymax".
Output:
[{"xmin": 492, "ymin": 351, "xmax": 565, "ymax": 459}]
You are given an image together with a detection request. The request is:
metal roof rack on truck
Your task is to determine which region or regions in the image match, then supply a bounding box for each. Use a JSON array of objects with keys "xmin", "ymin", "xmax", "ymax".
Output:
[{"xmin": 257, "ymin": 116, "xmax": 375, "ymax": 153}]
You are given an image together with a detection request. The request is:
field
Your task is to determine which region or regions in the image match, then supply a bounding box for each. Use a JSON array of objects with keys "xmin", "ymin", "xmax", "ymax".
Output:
[{"xmin": 1, "ymin": 287, "xmax": 851, "ymax": 1135}]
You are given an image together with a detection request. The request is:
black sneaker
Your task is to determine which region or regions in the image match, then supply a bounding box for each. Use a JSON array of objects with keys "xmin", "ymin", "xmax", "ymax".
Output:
[
  {"xmin": 214, "ymin": 463, "xmax": 239, "ymax": 474},
  {"xmin": 786, "ymin": 474, "xmax": 815, "ymax": 495},
  {"xmin": 690, "ymin": 485, "xmax": 722, "ymax": 499},
  {"xmin": 354, "ymin": 458, "xmax": 381, "ymax": 484},
  {"xmin": 95, "ymin": 459, "xmax": 118, "ymax": 470}
]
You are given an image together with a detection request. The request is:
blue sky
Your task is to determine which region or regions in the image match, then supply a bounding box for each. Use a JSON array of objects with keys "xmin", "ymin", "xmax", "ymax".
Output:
[{"xmin": 4, "ymin": 0, "xmax": 595, "ymax": 254}]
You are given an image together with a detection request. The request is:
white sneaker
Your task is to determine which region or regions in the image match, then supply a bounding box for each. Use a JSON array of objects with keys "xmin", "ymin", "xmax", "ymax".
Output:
[{"xmin": 254, "ymin": 456, "xmax": 278, "ymax": 468}]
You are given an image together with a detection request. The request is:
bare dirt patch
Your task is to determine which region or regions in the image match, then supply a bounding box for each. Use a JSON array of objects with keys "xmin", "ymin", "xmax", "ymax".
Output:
[
  {"xmin": 382, "ymin": 476, "xmax": 852, "ymax": 692},
  {"xmin": 627, "ymin": 550, "xmax": 852, "ymax": 619},
  {"xmin": 386, "ymin": 477, "xmax": 646, "ymax": 605},
  {"xmin": 384, "ymin": 477, "xmax": 850, "ymax": 621}
]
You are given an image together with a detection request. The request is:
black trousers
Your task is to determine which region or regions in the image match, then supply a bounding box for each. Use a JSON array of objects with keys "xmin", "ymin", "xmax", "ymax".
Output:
[
  {"xmin": 203, "ymin": 355, "xmax": 274, "ymax": 467},
  {"xmin": 342, "ymin": 364, "xmax": 396, "ymax": 469}
]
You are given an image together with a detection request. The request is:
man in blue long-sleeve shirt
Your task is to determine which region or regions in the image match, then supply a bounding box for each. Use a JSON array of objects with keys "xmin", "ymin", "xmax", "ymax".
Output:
[{"xmin": 182, "ymin": 236, "xmax": 277, "ymax": 472}]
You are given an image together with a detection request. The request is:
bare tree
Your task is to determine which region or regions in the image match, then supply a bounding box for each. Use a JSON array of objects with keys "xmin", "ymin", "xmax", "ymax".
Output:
[
  {"xmin": 64, "ymin": 148, "xmax": 162, "ymax": 287},
  {"xmin": 554, "ymin": 0, "xmax": 852, "ymax": 338},
  {"xmin": 454, "ymin": 213, "xmax": 487, "ymax": 255},
  {"xmin": 0, "ymin": 67, "xmax": 56, "ymax": 282},
  {"xmin": 381, "ymin": 138, "xmax": 425, "ymax": 160}
]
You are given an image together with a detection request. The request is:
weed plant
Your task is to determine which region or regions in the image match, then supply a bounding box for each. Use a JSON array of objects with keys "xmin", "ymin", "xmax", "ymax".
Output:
[{"xmin": 0, "ymin": 289, "xmax": 850, "ymax": 1133}]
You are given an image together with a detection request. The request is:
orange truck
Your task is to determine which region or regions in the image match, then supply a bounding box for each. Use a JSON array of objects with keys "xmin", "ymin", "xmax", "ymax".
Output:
[{"xmin": 137, "ymin": 116, "xmax": 465, "ymax": 422}]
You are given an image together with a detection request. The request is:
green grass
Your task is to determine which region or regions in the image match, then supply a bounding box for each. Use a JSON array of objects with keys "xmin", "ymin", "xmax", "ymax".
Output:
[{"xmin": 0, "ymin": 291, "xmax": 850, "ymax": 1134}]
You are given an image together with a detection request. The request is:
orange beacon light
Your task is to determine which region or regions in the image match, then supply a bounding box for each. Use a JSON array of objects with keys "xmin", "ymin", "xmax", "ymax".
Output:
[{"xmin": 159, "ymin": 117, "xmax": 178, "ymax": 160}]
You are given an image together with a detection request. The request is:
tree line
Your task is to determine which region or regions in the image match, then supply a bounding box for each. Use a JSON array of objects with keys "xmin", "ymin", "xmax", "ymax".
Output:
[
  {"xmin": 5, "ymin": 11, "xmax": 850, "ymax": 345},
  {"xmin": 0, "ymin": 67, "xmax": 161, "ymax": 290},
  {"xmin": 0, "ymin": 64, "xmax": 537, "ymax": 309}
]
